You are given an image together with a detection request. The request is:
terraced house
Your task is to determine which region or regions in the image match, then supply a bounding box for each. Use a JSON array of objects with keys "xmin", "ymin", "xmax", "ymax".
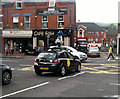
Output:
[{"xmin": 2, "ymin": 0, "xmax": 76, "ymax": 53}]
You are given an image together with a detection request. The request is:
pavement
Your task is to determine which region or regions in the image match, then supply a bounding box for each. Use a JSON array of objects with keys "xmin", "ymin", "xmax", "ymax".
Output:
[
  {"xmin": 2, "ymin": 53, "xmax": 37, "ymax": 59},
  {"xmin": 1, "ymin": 52, "xmax": 120, "ymax": 59}
]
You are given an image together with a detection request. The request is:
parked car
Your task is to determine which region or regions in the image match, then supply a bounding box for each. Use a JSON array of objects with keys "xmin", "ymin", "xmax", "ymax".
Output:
[
  {"xmin": 25, "ymin": 46, "xmax": 36, "ymax": 55},
  {"xmin": 88, "ymin": 46, "xmax": 100, "ymax": 57},
  {"xmin": 34, "ymin": 50, "xmax": 81, "ymax": 76},
  {"xmin": 1, "ymin": 64, "xmax": 12, "ymax": 85},
  {"xmin": 48, "ymin": 46, "xmax": 87, "ymax": 62}
]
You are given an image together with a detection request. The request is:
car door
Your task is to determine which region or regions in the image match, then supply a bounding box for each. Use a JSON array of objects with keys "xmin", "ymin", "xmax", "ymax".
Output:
[
  {"xmin": 59, "ymin": 52, "xmax": 73, "ymax": 71},
  {"xmin": 66, "ymin": 52, "xmax": 79, "ymax": 70}
]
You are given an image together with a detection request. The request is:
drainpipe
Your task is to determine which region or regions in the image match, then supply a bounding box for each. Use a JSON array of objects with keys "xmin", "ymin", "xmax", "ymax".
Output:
[
  {"xmin": 6, "ymin": 6, "xmax": 8, "ymax": 29},
  {"xmin": 34, "ymin": 3, "xmax": 36, "ymax": 29}
]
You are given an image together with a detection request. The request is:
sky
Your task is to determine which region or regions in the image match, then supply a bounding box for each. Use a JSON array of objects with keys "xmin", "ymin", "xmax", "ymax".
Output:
[{"xmin": 76, "ymin": 0, "xmax": 120, "ymax": 23}]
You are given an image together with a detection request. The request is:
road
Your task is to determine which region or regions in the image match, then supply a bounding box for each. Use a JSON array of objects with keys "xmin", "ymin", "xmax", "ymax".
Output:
[{"xmin": 1, "ymin": 52, "xmax": 120, "ymax": 98}]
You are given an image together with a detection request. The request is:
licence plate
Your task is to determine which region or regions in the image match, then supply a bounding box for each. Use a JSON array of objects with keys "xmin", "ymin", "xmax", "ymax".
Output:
[
  {"xmin": 40, "ymin": 67, "xmax": 49, "ymax": 70},
  {"xmin": 92, "ymin": 53, "xmax": 96, "ymax": 55}
]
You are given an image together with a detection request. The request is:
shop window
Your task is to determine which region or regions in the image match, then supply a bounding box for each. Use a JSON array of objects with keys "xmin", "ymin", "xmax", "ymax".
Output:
[
  {"xmin": 49, "ymin": 0, "xmax": 56, "ymax": 7},
  {"xmin": 13, "ymin": 16, "xmax": 19, "ymax": 29},
  {"xmin": 58, "ymin": 15, "xmax": 64, "ymax": 28},
  {"xmin": 24, "ymin": 16, "xmax": 30, "ymax": 29},
  {"xmin": 16, "ymin": 0, "xmax": 22, "ymax": 9},
  {"xmin": 42, "ymin": 16, "xmax": 48, "ymax": 28}
]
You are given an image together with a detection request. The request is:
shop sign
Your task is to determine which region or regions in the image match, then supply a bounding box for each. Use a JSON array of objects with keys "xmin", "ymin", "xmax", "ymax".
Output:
[
  {"xmin": 37, "ymin": 8, "xmax": 67, "ymax": 15},
  {"xmin": 33, "ymin": 30, "xmax": 55, "ymax": 37}
]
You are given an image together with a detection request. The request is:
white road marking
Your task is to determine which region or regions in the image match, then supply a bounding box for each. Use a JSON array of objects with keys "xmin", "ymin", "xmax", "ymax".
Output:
[
  {"xmin": 0, "ymin": 82, "xmax": 50, "ymax": 98},
  {"xmin": 20, "ymin": 64, "xmax": 33, "ymax": 67},
  {"xmin": 103, "ymin": 95, "xmax": 120, "ymax": 98},
  {"xmin": 110, "ymin": 83, "xmax": 120, "ymax": 86},
  {"xmin": 58, "ymin": 72, "xmax": 85, "ymax": 81},
  {"xmin": 0, "ymin": 60, "xmax": 18, "ymax": 62}
]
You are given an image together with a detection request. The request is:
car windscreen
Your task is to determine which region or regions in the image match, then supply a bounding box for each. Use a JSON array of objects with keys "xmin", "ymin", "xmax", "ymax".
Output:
[
  {"xmin": 90, "ymin": 47, "xmax": 99, "ymax": 51},
  {"xmin": 77, "ymin": 41, "xmax": 87, "ymax": 45},
  {"xmin": 37, "ymin": 52, "xmax": 57, "ymax": 60}
]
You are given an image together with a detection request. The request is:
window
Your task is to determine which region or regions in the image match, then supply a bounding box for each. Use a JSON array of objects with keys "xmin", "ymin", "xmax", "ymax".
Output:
[
  {"xmin": 16, "ymin": 0, "xmax": 22, "ymax": 9},
  {"xmin": 58, "ymin": 15, "xmax": 64, "ymax": 28},
  {"xmin": 0, "ymin": 16, "xmax": 3, "ymax": 29},
  {"xmin": 91, "ymin": 32, "xmax": 93, "ymax": 35},
  {"xmin": 13, "ymin": 16, "xmax": 19, "ymax": 29},
  {"xmin": 79, "ymin": 30, "xmax": 82, "ymax": 35},
  {"xmin": 42, "ymin": 16, "xmax": 48, "ymax": 28},
  {"xmin": 101, "ymin": 38, "xmax": 103, "ymax": 41},
  {"xmin": 88, "ymin": 38, "xmax": 90, "ymax": 42},
  {"xmin": 24, "ymin": 16, "xmax": 30, "ymax": 29},
  {"xmin": 49, "ymin": 0, "xmax": 56, "ymax": 7},
  {"xmin": 67, "ymin": 52, "xmax": 74, "ymax": 59},
  {"xmin": 88, "ymin": 32, "xmax": 91, "ymax": 35},
  {"xmin": 101, "ymin": 32, "xmax": 104, "ymax": 35},
  {"xmin": 96, "ymin": 38, "xmax": 98, "ymax": 42},
  {"xmin": 91, "ymin": 38, "xmax": 93, "ymax": 42},
  {"xmin": 96, "ymin": 32, "xmax": 99, "ymax": 35},
  {"xmin": 59, "ymin": 52, "xmax": 67, "ymax": 58}
]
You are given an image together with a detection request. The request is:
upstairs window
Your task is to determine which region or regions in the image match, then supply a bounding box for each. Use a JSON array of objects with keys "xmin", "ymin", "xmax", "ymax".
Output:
[
  {"xmin": 79, "ymin": 30, "xmax": 82, "ymax": 35},
  {"xmin": 88, "ymin": 32, "xmax": 91, "ymax": 35},
  {"xmin": 42, "ymin": 16, "xmax": 48, "ymax": 28},
  {"xmin": 13, "ymin": 16, "xmax": 19, "ymax": 29},
  {"xmin": 16, "ymin": 0, "xmax": 22, "ymax": 9},
  {"xmin": 96, "ymin": 38, "xmax": 98, "ymax": 42},
  {"xmin": 49, "ymin": 0, "xmax": 56, "ymax": 7},
  {"xmin": 24, "ymin": 16, "xmax": 30, "ymax": 29},
  {"xmin": 0, "ymin": 15, "xmax": 3, "ymax": 29},
  {"xmin": 58, "ymin": 15, "xmax": 64, "ymax": 28},
  {"xmin": 101, "ymin": 32, "xmax": 104, "ymax": 35}
]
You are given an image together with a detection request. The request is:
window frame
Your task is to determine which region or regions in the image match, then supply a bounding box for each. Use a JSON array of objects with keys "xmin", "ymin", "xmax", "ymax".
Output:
[
  {"xmin": 13, "ymin": 16, "xmax": 19, "ymax": 29},
  {"xmin": 16, "ymin": 1, "xmax": 22, "ymax": 9},
  {"xmin": 24, "ymin": 16, "xmax": 30, "ymax": 29},
  {"xmin": 49, "ymin": 0, "xmax": 56, "ymax": 8},
  {"xmin": 58, "ymin": 15, "xmax": 64, "ymax": 29},
  {"xmin": 42, "ymin": 16, "xmax": 48, "ymax": 29}
]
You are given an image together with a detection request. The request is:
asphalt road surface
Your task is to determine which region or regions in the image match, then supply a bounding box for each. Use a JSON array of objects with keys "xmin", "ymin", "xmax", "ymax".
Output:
[{"xmin": 1, "ymin": 52, "xmax": 120, "ymax": 98}]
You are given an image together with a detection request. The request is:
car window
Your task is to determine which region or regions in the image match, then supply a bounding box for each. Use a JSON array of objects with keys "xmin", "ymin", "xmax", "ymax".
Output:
[
  {"xmin": 66, "ymin": 52, "xmax": 74, "ymax": 59},
  {"xmin": 59, "ymin": 52, "xmax": 68, "ymax": 58},
  {"xmin": 90, "ymin": 47, "xmax": 99, "ymax": 50},
  {"xmin": 38, "ymin": 52, "xmax": 57, "ymax": 59}
]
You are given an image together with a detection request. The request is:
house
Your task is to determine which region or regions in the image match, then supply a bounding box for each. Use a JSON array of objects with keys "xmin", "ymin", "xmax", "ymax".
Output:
[
  {"xmin": 2, "ymin": 0, "xmax": 76, "ymax": 53},
  {"xmin": 76, "ymin": 22, "xmax": 106, "ymax": 47}
]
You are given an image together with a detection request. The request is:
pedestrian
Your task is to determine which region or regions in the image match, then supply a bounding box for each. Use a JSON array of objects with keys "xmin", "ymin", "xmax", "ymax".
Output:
[
  {"xmin": 107, "ymin": 45, "xmax": 114, "ymax": 60},
  {"xmin": 11, "ymin": 46, "xmax": 14, "ymax": 55},
  {"xmin": 6, "ymin": 43, "xmax": 11, "ymax": 56}
]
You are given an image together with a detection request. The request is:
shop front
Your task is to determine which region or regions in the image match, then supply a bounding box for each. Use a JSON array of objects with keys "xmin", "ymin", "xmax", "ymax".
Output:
[
  {"xmin": 32, "ymin": 29, "xmax": 72, "ymax": 51},
  {"xmin": 2, "ymin": 30, "xmax": 32, "ymax": 53}
]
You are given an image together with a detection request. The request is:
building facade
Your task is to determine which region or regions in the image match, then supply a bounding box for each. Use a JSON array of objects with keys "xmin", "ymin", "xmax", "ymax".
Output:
[
  {"xmin": 76, "ymin": 22, "xmax": 106, "ymax": 47},
  {"xmin": 117, "ymin": 23, "xmax": 120, "ymax": 54},
  {"xmin": 2, "ymin": 0, "xmax": 76, "ymax": 53}
]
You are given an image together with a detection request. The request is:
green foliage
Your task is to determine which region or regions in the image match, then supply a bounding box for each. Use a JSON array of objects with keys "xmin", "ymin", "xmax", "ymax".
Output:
[{"xmin": 108, "ymin": 24, "xmax": 117, "ymax": 29}]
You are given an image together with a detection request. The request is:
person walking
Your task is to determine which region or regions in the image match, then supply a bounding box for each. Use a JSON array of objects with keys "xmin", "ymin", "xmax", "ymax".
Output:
[
  {"xmin": 6, "ymin": 42, "xmax": 11, "ymax": 56},
  {"xmin": 107, "ymin": 45, "xmax": 114, "ymax": 60},
  {"xmin": 11, "ymin": 46, "xmax": 14, "ymax": 55}
]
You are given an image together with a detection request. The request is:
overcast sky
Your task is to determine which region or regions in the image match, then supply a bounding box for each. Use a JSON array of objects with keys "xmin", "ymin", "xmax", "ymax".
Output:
[{"xmin": 76, "ymin": 0, "xmax": 120, "ymax": 23}]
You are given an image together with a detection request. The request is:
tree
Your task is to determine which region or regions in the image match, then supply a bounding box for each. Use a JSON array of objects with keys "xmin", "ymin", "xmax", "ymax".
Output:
[{"xmin": 108, "ymin": 24, "xmax": 117, "ymax": 29}]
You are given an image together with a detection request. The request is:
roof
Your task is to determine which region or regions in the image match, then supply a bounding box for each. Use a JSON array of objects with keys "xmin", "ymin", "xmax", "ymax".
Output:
[
  {"xmin": 77, "ymin": 22, "xmax": 105, "ymax": 31},
  {"xmin": 106, "ymin": 29, "xmax": 118, "ymax": 36}
]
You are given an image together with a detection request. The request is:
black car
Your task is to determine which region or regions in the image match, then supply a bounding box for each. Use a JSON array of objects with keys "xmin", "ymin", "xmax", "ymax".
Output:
[
  {"xmin": 34, "ymin": 51, "xmax": 81, "ymax": 76},
  {"xmin": 25, "ymin": 46, "xmax": 36, "ymax": 55},
  {"xmin": 1, "ymin": 64, "xmax": 12, "ymax": 85}
]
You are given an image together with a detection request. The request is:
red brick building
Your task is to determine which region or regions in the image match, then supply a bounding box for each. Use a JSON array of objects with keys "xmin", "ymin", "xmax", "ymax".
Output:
[
  {"xmin": 76, "ymin": 22, "xmax": 106, "ymax": 47},
  {"xmin": 2, "ymin": 0, "xmax": 76, "ymax": 53}
]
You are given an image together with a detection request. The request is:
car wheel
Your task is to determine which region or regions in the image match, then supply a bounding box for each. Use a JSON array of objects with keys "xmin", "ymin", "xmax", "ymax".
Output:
[
  {"xmin": 34, "ymin": 69, "xmax": 42, "ymax": 76},
  {"xmin": 60, "ymin": 66, "xmax": 66, "ymax": 76},
  {"xmin": 75, "ymin": 64, "xmax": 81, "ymax": 72},
  {"xmin": 2, "ymin": 71, "xmax": 11, "ymax": 85}
]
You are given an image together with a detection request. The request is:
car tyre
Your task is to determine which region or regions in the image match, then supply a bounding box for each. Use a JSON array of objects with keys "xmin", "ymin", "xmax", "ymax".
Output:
[
  {"xmin": 35, "ymin": 69, "xmax": 42, "ymax": 76},
  {"xmin": 2, "ymin": 71, "xmax": 11, "ymax": 85},
  {"xmin": 60, "ymin": 66, "xmax": 66, "ymax": 76},
  {"xmin": 75, "ymin": 64, "xmax": 81, "ymax": 72}
]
